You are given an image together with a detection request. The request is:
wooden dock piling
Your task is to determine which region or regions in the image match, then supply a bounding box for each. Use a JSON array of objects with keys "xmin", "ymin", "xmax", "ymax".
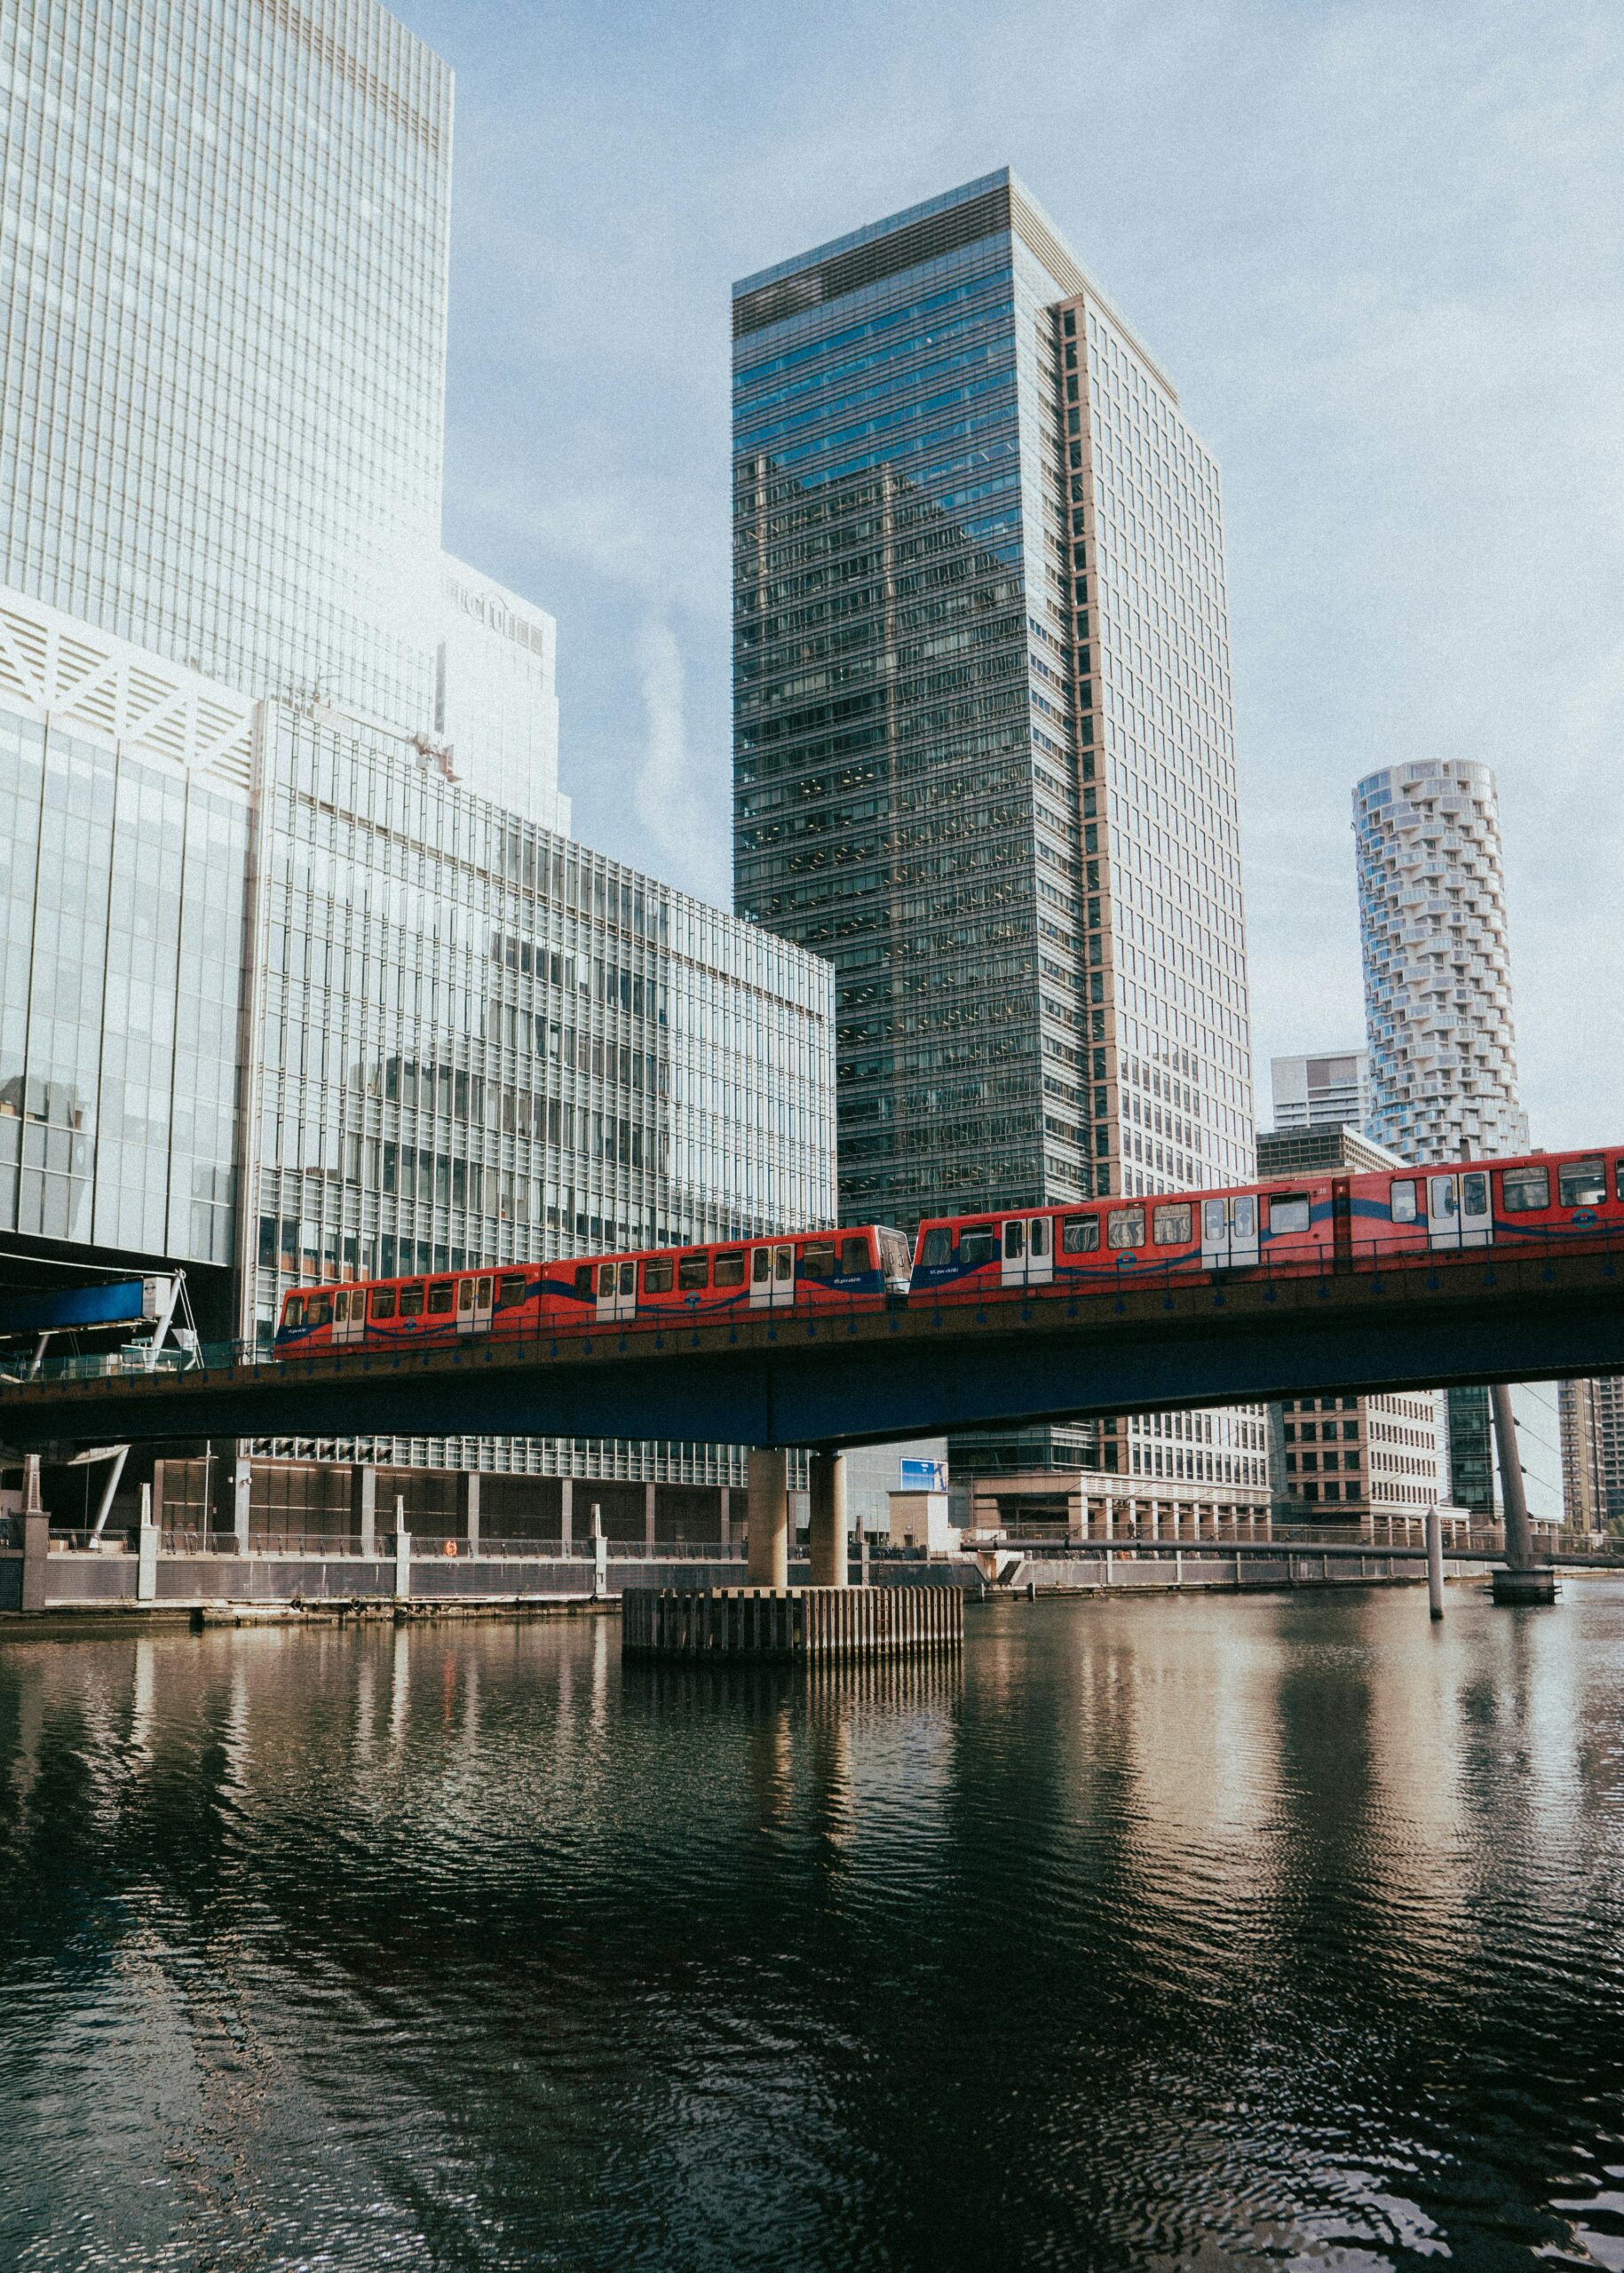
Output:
[{"xmin": 621, "ymin": 1583, "xmax": 963, "ymax": 1660}]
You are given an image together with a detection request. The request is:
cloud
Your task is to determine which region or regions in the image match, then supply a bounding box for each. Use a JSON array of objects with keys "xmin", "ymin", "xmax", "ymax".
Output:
[{"xmin": 633, "ymin": 617, "xmax": 729, "ymax": 906}]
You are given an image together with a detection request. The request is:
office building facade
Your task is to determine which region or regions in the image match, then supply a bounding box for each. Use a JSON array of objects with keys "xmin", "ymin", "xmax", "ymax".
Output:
[
  {"xmin": 732, "ymin": 170, "xmax": 1264, "ymax": 1505},
  {"xmin": 0, "ymin": 582, "xmax": 836, "ymax": 1513},
  {"xmin": 1560, "ymin": 1377, "xmax": 1624, "ymax": 1537},
  {"xmin": 1269, "ymin": 1050, "xmax": 1370, "ymax": 1134},
  {"xmin": 1354, "ymin": 761, "xmax": 1528, "ymax": 1163}
]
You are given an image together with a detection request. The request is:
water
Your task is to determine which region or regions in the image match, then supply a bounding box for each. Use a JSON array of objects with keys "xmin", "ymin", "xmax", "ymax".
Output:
[{"xmin": 3, "ymin": 1588, "xmax": 1624, "ymax": 2272}]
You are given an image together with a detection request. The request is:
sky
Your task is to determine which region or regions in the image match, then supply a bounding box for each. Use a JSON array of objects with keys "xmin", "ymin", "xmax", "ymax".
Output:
[{"xmin": 408, "ymin": 0, "xmax": 1624, "ymax": 1149}]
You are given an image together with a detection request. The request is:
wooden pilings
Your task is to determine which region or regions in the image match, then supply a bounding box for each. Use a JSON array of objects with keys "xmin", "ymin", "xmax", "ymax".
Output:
[{"xmin": 622, "ymin": 1583, "xmax": 963, "ymax": 1659}]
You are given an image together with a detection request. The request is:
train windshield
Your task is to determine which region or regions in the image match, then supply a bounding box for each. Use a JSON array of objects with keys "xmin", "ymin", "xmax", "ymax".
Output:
[{"xmin": 919, "ymin": 1227, "xmax": 953, "ymax": 1266}]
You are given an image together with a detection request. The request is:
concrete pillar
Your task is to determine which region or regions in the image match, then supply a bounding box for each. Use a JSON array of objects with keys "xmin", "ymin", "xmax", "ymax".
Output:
[
  {"xmin": 1491, "ymin": 1383, "xmax": 1534, "ymax": 1571},
  {"xmin": 718, "ymin": 1485, "xmax": 731, "ymax": 1548},
  {"xmin": 211, "ymin": 1439, "xmax": 251, "ymax": 1552},
  {"xmin": 808, "ymin": 1448, "xmax": 848, "ymax": 1588},
  {"xmin": 459, "ymin": 1471, "xmax": 481, "ymax": 1557},
  {"xmin": 352, "ymin": 1464, "xmax": 377, "ymax": 1557},
  {"xmin": 136, "ymin": 1481, "xmax": 158, "ymax": 1604},
  {"xmin": 558, "ymin": 1476, "xmax": 573, "ymax": 1554},
  {"xmin": 150, "ymin": 1458, "xmax": 167, "ymax": 1540},
  {"xmin": 393, "ymin": 1496, "xmax": 411, "ymax": 1602},
  {"xmin": 1426, "ymin": 1504, "xmax": 1445, "ymax": 1620},
  {"xmin": 645, "ymin": 1480, "xmax": 657, "ymax": 1554},
  {"xmin": 747, "ymin": 1447, "xmax": 788, "ymax": 1589},
  {"xmin": 20, "ymin": 1453, "xmax": 46, "ymax": 1614},
  {"xmin": 590, "ymin": 1502, "xmax": 606, "ymax": 1596}
]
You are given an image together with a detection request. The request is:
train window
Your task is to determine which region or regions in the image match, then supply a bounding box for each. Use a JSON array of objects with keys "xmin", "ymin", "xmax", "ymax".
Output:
[
  {"xmin": 642, "ymin": 1256, "xmax": 674, "ymax": 1294},
  {"xmin": 801, "ymin": 1240, "xmax": 836, "ymax": 1279},
  {"xmin": 678, "ymin": 1252, "xmax": 709, "ymax": 1291},
  {"xmin": 1462, "ymin": 1171, "xmax": 1489, "ymax": 1215},
  {"xmin": 400, "ymin": 1283, "xmax": 424, "ymax": 1318},
  {"xmin": 371, "ymin": 1287, "xmax": 397, "ymax": 1320},
  {"xmin": 334, "ymin": 1292, "xmax": 348, "ymax": 1323},
  {"xmin": 1390, "ymin": 1179, "xmax": 1418, "ymax": 1224},
  {"xmin": 715, "ymin": 1251, "xmax": 746, "ymax": 1287},
  {"xmin": 1004, "ymin": 1220, "xmax": 1026, "ymax": 1260},
  {"xmin": 1501, "ymin": 1166, "xmax": 1549, "ymax": 1212},
  {"xmin": 284, "ymin": 1296, "xmax": 305, "ymax": 1328},
  {"xmin": 920, "ymin": 1227, "xmax": 954, "ymax": 1266},
  {"xmin": 428, "ymin": 1281, "xmax": 455, "ymax": 1316},
  {"xmin": 774, "ymin": 1247, "xmax": 794, "ymax": 1282},
  {"xmin": 1030, "ymin": 1218, "xmax": 1050, "ymax": 1258},
  {"xmin": 1062, "ymin": 1215, "xmax": 1100, "ymax": 1254},
  {"xmin": 307, "ymin": 1295, "xmax": 331, "ymax": 1327},
  {"xmin": 958, "ymin": 1227, "xmax": 996, "ymax": 1267},
  {"xmin": 1107, "ymin": 1206, "xmax": 1145, "ymax": 1250},
  {"xmin": 598, "ymin": 1263, "xmax": 616, "ymax": 1296},
  {"xmin": 1618, "ymin": 1159, "xmax": 1624, "ymax": 1203},
  {"xmin": 1268, "ymin": 1195, "xmax": 1311, "ymax": 1235},
  {"xmin": 1558, "ymin": 1156, "xmax": 1606, "ymax": 1208},
  {"xmin": 751, "ymin": 1247, "xmax": 771, "ymax": 1284},
  {"xmin": 478, "ymin": 1278, "xmax": 494, "ymax": 1306},
  {"xmin": 458, "ymin": 1279, "xmax": 474, "ymax": 1313},
  {"xmin": 619, "ymin": 1261, "xmax": 637, "ymax": 1295},
  {"xmin": 841, "ymin": 1235, "xmax": 870, "ymax": 1275},
  {"xmin": 498, "ymin": 1275, "xmax": 527, "ymax": 1305},
  {"xmin": 574, "ymin": 1265, "xmax": 594, "ymax": 1298},
  {"xmin": 1153, "ymin": 1203, "xmax": 1192, "ymax": 1246}
]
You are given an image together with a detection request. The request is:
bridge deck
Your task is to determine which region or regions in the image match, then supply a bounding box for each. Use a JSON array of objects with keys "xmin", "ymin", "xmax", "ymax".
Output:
[{"xmin": 1, "ymin": 1240, "xmax": 1620, "ymax": 1450}]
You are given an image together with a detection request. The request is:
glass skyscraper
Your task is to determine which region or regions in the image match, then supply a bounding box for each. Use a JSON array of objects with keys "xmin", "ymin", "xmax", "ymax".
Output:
[
  {"xmin": 0, "ymin": 0, "xmax": 452, "ymax": 735},
  {"xmin": 733, "ymin": 171, "xmax": 1264, "ymax": 1503}
]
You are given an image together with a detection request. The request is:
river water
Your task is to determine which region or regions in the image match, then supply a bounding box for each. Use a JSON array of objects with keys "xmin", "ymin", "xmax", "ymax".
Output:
[{"xmin": 2, "ymin": 1586, "xmax": 1623, "ymax": 2271}]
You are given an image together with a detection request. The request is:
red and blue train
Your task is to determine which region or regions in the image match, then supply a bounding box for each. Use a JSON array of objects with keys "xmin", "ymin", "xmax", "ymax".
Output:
[{"xmin": 273, "ymin": 1144, "xmax": 1623, "ymax": 1358}]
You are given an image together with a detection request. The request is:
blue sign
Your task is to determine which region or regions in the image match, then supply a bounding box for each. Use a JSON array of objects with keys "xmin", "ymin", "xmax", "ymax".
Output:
[{"xmin": 899, "ymin": 1458, "xmax": 948, "ymax": 1493}]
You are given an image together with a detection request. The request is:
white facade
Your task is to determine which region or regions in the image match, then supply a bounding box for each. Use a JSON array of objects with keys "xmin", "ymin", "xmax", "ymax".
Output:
[
  {"xmin": 1354, "ymin": 761, "xmax": 1528, "ymax": 1162},
  {"xmin": 1270, "ymin": 1050, "xmax": 1370, "ymax": 1133},
  {"xmin": 438, "ymin": 557, "xmax": 568, "ymax": 834}
]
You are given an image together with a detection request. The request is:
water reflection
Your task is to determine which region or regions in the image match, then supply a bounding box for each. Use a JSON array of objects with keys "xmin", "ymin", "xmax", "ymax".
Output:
[{"xmin": 0, "ymin": 1588, "xmax": 1621, "ymax": 2269}]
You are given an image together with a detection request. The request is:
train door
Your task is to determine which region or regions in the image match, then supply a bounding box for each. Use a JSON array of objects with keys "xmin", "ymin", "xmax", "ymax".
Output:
[
  {"xmin": 1000, "ymin": 1215, "xmax": 1054, "ymax": 1288},
  {"xmin": 333, "ymin": 1288, "xmax": 365, "ymax": 1345},
  {"xmin": 750, "ymin": 1242, "xmax": 796, "ymax": 1311},
  {"xmin": 456, "ymin": 1274, "xmax": 495, "ymax": 1335},
  {"xmin": 1201, "ymin": 1192, "xmax": 1260, "ymax": 1271},
  {"xmin": 1426, "ymin": 1170, "xmax": 1493, "ymax": 1252},
  {"xmin": 595, "ymin": 1258, "xmax": 637, "ymax": 1324}
]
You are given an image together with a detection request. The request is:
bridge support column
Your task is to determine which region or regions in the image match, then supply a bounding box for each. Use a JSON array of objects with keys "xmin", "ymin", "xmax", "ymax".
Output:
[
  {"xmin": 352, "ymin": 1465, "xmax": 376, "ymax": 1557},
  {"xmin": 808, "ymin": 1448, "xmax": 848, "ymax": 1588},
  {"xmin": 1490, "ymin": 1383, "xmax": 1557, "ymax": 1604},
  {"xmin": 718, "ymin": 1486, "xmax": 731, "ymax": 1548},
  {"xmin": 20, "ymin": 1454, "xmax": 46, "ymax": 1614},
  {"xmin": 645, "ymin": 1481, "xmax": 657, "ymax": 1555},
  {"xmin": 136, "ymin": 1481, "xmax": 158, "ymax": 1604},
  {"xmin": 211, "ymin": 1441, "xmax": 251, "ymax": 1552},
  {"xmin": 393, "ymin": 1499, "xmax": 411, "ymax": 1603},
  {"xmin": 458, "ymin": 1471, "xmax": 480, "ymax": 1556},
  {"xmin": 747, "ymin": 1448, "xmax": 788, "ymax": 1588},
  {"xmin": 559, "ymin": 1477, "xmax": 573, "ymax": 1555}
]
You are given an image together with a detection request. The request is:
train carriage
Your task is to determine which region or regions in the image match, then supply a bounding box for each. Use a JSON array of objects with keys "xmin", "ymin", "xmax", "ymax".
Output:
[{"xmin": 273, "ymin": 1224, "xmax": 912, "ymax": 1358}]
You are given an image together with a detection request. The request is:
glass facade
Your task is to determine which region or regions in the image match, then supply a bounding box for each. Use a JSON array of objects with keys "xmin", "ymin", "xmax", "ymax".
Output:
[
  {"xmin": 0, "ymin": 676, "xmax": 248, "ymax": 1268},
  {"xmin": 733, "ymin": 170, "xmax": 1263, "ymax": 1498},
  {"xmin": 245, "ymin": 698, "xmax": 836, "ymax": 1479},
  {"xmin": 0, "ymin": 0, "xmax": 451, "ymax": 733}
]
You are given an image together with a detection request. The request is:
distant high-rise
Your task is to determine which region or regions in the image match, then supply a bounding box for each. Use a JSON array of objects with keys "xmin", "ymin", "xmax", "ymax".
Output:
[
  {"xmin": 1560, "ymin": 1377, "xmax": 1624, "ymax": 1537},
  {"xmin": 733, "ymin": 170, "xmax": 1264, "ymax": 1505},
  {"xmin": 1354, "ymin": 761, "xmax": 1528, "ymax": 1161},
  {"xmin": 1270, "ymin": 1050, "xmax": 1370, "ymax": 1134}
]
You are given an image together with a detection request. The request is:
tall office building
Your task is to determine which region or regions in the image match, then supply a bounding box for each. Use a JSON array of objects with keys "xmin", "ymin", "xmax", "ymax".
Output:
[
  {"xmin": 733, "ymin": 170, "xmax": 1264, "ymax": 1508},
  {"xmin": 438, "ymin": 556, "xmax": 568, "ymax": 833},
  {"xmin": 1560, "ymin": 1377, "xmax": 1624, "ymax": 1536},
  {"xmin": 1353, "ymin": 758, "xmax": 1535, "ymax": 1517},
  {"xmin": 1354, "ymin": 761, "xmax": 1528, "ymax": 1161},
  {"xmin": 0, "ymin": 579, "xmax": 836, "ymax": 1527},
  {"xmin": 1270, "ymin": 1050, "xmax": 1370, "ymax": 1134}
]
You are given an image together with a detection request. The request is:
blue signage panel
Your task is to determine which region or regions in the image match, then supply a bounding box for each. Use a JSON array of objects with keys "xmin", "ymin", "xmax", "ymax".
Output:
[{"xmin": 899, "ymin": 1457, "xmax": 947, "ymax": 1493}]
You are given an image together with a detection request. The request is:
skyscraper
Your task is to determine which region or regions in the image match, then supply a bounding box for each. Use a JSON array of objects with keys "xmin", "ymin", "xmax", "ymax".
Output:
[
  {"xmin": 1354, "ymin": 760, "xmax": 1528, "ymax": 1161},
  {"xmin": 733, "ymin": 170, "xmax": 1253, "ymax": 1217},
  {"xmin": 733, "ymin": 171, "xmax": 1264, "ymax": 1506},
  {"xmin": 0, "ymin": 0, "xmax": 453, "ymax": 735},
  {"xmin": 1560, "ymin": 1376, "xmax": 1624, "ymax": 1537},
  {"xmin": 1354, "ymin": 758, "xmax": 1533, "ymax": 1517}
]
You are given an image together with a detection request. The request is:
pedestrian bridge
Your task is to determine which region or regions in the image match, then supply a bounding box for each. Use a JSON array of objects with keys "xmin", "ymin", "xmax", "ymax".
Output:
[{"xmin": 1, "ymin": 1237, "xmax": 1620, "ymax": 1453}]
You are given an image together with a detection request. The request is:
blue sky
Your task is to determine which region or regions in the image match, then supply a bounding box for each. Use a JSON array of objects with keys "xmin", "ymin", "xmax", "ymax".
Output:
[{"xmin": 408, "ymin": 0, "xmax": 1623, "ymax": 1146}]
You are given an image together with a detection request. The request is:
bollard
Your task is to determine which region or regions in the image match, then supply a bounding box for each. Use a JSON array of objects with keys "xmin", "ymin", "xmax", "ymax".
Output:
[{"xmin": 1425, "ymin": 1504, "xmax": 1444, "ymax": 1621}]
